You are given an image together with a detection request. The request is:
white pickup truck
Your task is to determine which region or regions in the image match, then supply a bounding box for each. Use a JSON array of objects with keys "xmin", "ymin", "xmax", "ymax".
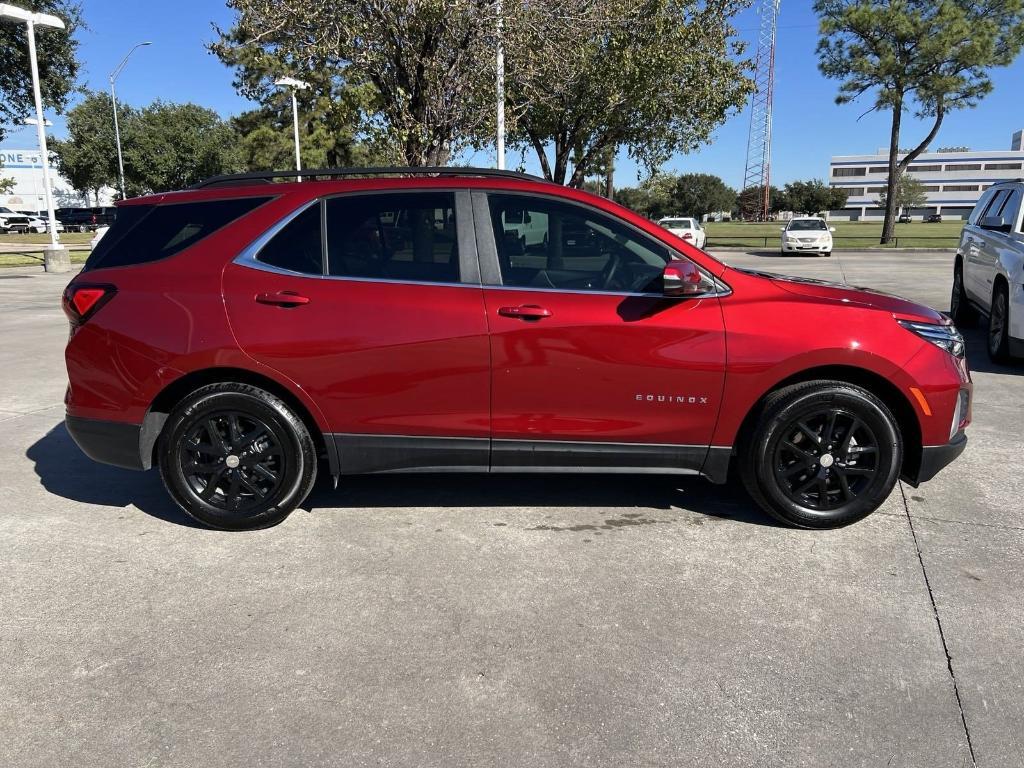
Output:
[{"xmin": 0, "ymin": 206, "xmax": 32, "ymax": 234}]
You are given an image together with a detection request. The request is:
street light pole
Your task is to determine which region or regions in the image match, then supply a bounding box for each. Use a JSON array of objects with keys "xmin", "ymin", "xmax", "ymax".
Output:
[
  {"xmin": 110, "ymin": 41, "xmax": 151, "ymax": 200},
  {"xmin": 274, "ymin": 77, "xmax": 310, "ymax": 181},
  {"xmin": 495, "ymin": 0, "xmax": 505, "ymax": 170},
  {"xmin": 0, "ymin": 3, "xmax": 67, "ymax": 271}
]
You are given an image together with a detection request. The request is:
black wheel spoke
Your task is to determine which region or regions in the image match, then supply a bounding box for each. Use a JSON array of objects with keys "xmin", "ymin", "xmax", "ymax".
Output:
[
  {"xmin": 774, "ymin": 405, "xmax": 881, "ymax": 513},
  {"xmin": 180, "ymin": 409, "xmax": 286, "ymax": 515}
]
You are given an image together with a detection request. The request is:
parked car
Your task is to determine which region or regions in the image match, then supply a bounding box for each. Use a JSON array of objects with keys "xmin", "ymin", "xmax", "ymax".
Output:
[
  {"xmin": 898, "ymin": 213, "xmax": 912, "ymax": 224},
  {"xmin": 951, "ymin": 179, "xmax": 1024, "ymax": 362},
  {"xmin": 63, "ymin": 167, "xmax": 971, "ymax": 531},
  {"xmin": 55, "ymin": 207, "xmax": 99, "ymax": 232},
  {"xmin": 780, "ymin": 217, "xmax": 835, "ymax": 256},
  {"xmin": 0, "ymin": 206, "xmax": 32, "ymax": 234},
  {"xmin": 657, "ymin": 217, "xmax": 707, "ymax": 248},
  {"xmin": 925, "ymin": 214, "xmax": 943, "ymax": 223},
  {"xmin": 19, "ymin": 212, "xmax": 65, "ymax": 234}
]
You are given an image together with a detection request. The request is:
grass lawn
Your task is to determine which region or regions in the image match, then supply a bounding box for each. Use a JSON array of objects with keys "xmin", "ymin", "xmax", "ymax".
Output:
[
  {"xmin": 703, "ymin": 220, "xmax": 963, "ymax": 249},
  {"xmin": 0, "ymin": 252, "xmax": 88, "ymax": 268},
  {"xmin": 1, "ymin": 232, "xmax": 94, "ymax": 245}
]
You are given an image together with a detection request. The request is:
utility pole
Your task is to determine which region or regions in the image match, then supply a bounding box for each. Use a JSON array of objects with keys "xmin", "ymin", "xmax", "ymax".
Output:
[
  {"xmin": 275, "ymin": 77, "xmax": 310, "ymax": 180},
  {"xmin": 110, "ymin": 41, "xmax": 152, "ymax": 200}
]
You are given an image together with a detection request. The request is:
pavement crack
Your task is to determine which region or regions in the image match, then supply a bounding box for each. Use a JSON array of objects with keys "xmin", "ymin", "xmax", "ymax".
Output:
[{"xmin": 899, "ymin": 481, "xmax": 977, "ymax": 766}]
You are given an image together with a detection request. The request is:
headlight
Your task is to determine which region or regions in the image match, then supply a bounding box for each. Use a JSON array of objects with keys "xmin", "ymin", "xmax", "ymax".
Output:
[{"xmin": 897, "ymin": 319, "xmax": 965, "ymax": 357}]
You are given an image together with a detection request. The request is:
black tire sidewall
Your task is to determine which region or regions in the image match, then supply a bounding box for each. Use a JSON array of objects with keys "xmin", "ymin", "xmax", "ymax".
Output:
[
  {"xmin": 750, "ymin": 386, "xmax": 902, "ymax": 528},
  {"xmin": 987, "ymin": 286, "xmax": 1010, "ymax": 362},
  {"xmin": 158, "ymin": 386, "xmax": 316, "ymax": 531}
]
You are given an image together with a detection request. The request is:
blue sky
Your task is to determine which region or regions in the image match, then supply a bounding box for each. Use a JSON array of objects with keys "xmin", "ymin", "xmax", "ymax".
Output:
[{"xmin": 6, "ymin": 0, "xmax": 1024, "ymax": 188}]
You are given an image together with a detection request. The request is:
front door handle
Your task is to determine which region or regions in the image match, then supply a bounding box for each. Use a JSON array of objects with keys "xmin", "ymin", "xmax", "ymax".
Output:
[
  {"xmin": 256, "ymin": 291, "xmax": 310, "ymax": 307},
  {"xmin": 498, "ymin": 304, "xmax": 552, "ymax": 320}
]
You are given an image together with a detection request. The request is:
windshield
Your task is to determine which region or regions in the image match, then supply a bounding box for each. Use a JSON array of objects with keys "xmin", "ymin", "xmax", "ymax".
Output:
[{"xmin": 787, "ymin": 220, "xmax": 828, "ymax": 231}]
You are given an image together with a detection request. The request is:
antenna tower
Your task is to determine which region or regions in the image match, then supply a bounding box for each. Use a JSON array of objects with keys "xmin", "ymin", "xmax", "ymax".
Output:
[{"xmin": 740, "ymin": 0, "xmax": 781, "ymax": 221}]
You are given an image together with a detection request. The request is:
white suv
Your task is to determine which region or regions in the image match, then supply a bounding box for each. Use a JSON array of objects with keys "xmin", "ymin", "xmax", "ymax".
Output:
[
  {"xmin": 951, "ymin": 180, "xmax": 1024, "ymax": 362},
  {"xmin": 780, "ymin": 217, "xmax": 835, "ymax": 256}
]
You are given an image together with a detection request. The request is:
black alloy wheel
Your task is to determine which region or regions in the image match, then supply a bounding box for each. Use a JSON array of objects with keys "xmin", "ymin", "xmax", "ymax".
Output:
[
  {"xmin": 741, "ymin": 380, "xmax": 902, "ymax": 528},
  {"xmin": 178, "ymin": 411, "xmax": 285, "ymax": 514},
  {"xmin": 159, "ymin": 383, "xmax": 317, "ymax": 530},
  {"xmin": 772, "ymin": 409, "xmax": 879, "ymax": 512}
]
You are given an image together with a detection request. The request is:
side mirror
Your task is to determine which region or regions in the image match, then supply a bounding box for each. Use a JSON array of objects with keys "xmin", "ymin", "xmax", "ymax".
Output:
[
  {"xmin": 829, "ymin": 227, "xmax": 836, "ymax": 232},
  {"xmin": 663, "ymin": 260, "xmax": 706, "ymax": 297},
  {"xmin": 980, "ymin": 215, "xmax": 1009, "ymax": 232}
]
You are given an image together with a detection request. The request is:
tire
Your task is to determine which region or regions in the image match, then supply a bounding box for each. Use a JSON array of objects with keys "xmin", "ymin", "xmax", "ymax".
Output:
[
  {"xmin": 823, "ymin": 251, "xmax": 832, "ymax": 257},
  {"xmin": 987, "ymin": 282, "xmax": 1011, "ymax": 364},
  {"xmin": 949, "ymin": 260, "xmax": 977, "ymax": 326},
  {"xmin": 158, "ymin": 383, "xmax": 318, "ymax": 530},
  {"xmin": 740, "ymin": 381, "xmax": 902, "ymax": 529}
]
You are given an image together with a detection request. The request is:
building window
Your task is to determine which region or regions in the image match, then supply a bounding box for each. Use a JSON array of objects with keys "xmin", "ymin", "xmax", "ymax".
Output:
[
  {"xmin": 867, "ymin": 187, "xmax": 886, "ymax": 194},
  {"xmin": 867, "ymin": 167, "xmax": 888, "ymax": 174},
  {"xmin": 908, "ymin": 164, "xmax": 942, "ymax": 173},
  {"xmin": 832, "ymin": 167, "xmax": 866, "ymax": 177},
  {"xmin": 984, "ymin": 162, "xmax": 1023, "ymax": 171},
  {"xmin": 843, "ymin": 187, "xmax": 866, "ymax": 196},
  {"xmin": 944, "ymin": 163, "xmax": 982, "ymax": 172},
  {"xmin": 942, "ymin": 185, "xmax": 980, "ymax": 192},
  {"xmin": 924, "ymin": 186, "xmax": 942, "ymax": 192}
]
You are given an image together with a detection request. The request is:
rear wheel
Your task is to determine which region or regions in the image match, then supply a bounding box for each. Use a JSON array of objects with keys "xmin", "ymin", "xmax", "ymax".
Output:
[
  {"xmin": 740, "ymin": 381, "xmax": 902, "ymax": 528},
  {"xmin": 987, "ymin": 283, "xmax": 1011, "ymax": 363},
  {"xmin": 950, "ymin": 261, "xmax": 977, "ymax": 326},
  {"xmin": 158, "ymin": 383, "xmax": 317, "ymax": 530}
]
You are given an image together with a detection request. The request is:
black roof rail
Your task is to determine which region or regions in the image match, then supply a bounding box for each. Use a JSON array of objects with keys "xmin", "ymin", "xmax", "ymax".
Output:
[{"xmin": 190, "ymin": 166, "xmax": 551, "ymax": 190}]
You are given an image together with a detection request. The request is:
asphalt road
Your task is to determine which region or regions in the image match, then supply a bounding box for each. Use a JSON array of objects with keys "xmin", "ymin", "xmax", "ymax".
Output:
[{"xmin": 1, "ymin": 251, "xmax": 1021, "ymax": 767}]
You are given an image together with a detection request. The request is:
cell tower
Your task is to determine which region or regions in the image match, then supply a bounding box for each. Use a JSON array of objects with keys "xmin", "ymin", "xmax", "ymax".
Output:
[{"xmin": 741, "ymin": 0, "xmax": 781, "ymax": 221}]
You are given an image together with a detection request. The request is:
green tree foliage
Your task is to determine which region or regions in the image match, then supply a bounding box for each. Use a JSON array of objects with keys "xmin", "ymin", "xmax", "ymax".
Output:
[
  {"xmin": 505, "ymin": 0, "xmax": 753, "ymax": 186},
  {"xmin": 213, "ymin": 0, "xmax": 499, "ymax": 166},
  {"xmin": 122, "ymin": 102, "xmax": 241, "ymax": 193},
  {"xmin": 781, "ymin": 179, "xmax": 846, "ymax": 214},
  {"xmin": 815, "ymin": 0, "xmax": 1024, "ymax": 243},
  {"xmin": 737, "ymin": 185, "xmax": 783, "ymax": 218},
  {"xmin": 0, "ymin": 172, "xmax": 14, "ymax": 195},
  {"xmin": 0, "ymin": 0, "xmax": 83, "ymax": 144},
  {"xmin": 50, "ymin": 91, "xmax": 125, "ymax": 202},
  {"xmin": 875, "ymin": 174, "xmax": 928, "ymax": 212},
  {"xmin": 616, "ymin": 172, "xmax": 737, "ymax": 220}
]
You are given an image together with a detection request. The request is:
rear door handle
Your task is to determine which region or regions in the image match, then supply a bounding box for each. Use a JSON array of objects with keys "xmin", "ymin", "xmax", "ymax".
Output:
[
  {"xmin": 498, "ymin": 304, "xmax": 552, "ymax": 320},
  {"xmin": 256, "ymin": 291, "xmax": 310, "ymax": 307}
]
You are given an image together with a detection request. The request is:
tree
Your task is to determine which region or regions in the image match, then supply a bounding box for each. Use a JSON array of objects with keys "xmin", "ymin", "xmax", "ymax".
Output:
[
  {"xmin": 737, "ymin": 185, "xmax": 782, "ymax": 218},
  {"xmin": 667, "ymin": 173, "xmax": 737, "ymax": 221},
  {"xmin": 214, "ymin": 0, "xmax": 500, "ymax": 166},
  {"xmin": 0, "ymin": 0, "xmax": 83, "ymax": 145},
  {"xmin": 505, "ymin": 0, "xmax": 753, "ymax": 186},
  {"xmin": 875, "ymin": 175, "xmax": 928, "ymax": 213},
  {"xmin": 815, "ymin": 0, "xmax": 1024, "ymax": 243},
  {"xmin": 782, "ymin": 179, "xmax": 834, "ymax": 214},
  {"xmin": 50, "ymin": 91, "xmax": 125, "ymax": 203},
  {"xmin": 0, "ymin": 173, "xmax": 13, "ymax": 196},
  {"xmin": 827, "ymin": 186, "xmax": 849, "ymax": 212},
  {"xmin": 122, "ymin": 102, "xmax": 241, "ymax": 193}
]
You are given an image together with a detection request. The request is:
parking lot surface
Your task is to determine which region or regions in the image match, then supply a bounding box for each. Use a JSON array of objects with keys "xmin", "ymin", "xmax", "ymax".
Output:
[{"xmin": 1, "ymin": 250, "xmax": 1021, "ymax": 767}]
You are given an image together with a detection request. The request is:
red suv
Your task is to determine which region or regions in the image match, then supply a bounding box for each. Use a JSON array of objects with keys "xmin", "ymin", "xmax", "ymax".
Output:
[{"xmin": 63, "ymin": 168, "xmax": 971, "ymax": 530}]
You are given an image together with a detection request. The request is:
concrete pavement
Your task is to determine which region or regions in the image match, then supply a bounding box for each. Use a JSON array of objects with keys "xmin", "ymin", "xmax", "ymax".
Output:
[{"xmin": 1, "ymin": 251, "xmax": 1021, "ymax": 767}]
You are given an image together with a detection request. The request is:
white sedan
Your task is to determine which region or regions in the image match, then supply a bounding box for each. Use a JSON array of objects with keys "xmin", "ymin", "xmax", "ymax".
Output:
[
  {"xmin": 780, "ymin": 217, "xmax": 835, "ymax": 256},
  {"xmin": 658, "ymin": 217, "xmax": 707, "ymax": 249}
]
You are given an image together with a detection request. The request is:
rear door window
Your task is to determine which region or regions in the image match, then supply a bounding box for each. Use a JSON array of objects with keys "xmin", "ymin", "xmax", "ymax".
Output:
[
  {"xmin": 85, "ymin": 196, "xmax": 271, "ymax": 271},
  {"xmin": 325, "ymin": 192, "xmax": 460, "ymax": 284}
]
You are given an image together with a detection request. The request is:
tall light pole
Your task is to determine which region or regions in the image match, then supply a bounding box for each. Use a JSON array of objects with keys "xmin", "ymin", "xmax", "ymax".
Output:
[
  {"xmin": 110, "ymin": 41, "xmax": 151, "ymax": 200},
  {"xmin": 0, "ymin": 3, "xmax": 66, "ymax": 270},
  {"xmin": 274, "ymin": 77, "xmax": 309, "ymax": 180},
  {"xmin": 495, "ymin": 0, "xmax": 505, "ymax": 170}
]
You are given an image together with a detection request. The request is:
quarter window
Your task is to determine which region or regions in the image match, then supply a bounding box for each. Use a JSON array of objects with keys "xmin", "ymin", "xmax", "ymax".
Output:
[
  {"xmin": 325, "ymin": 192, "xmax": 460, "ymax": 284},
  {"xmin": 487, "ymin": 194, "xmax": 673, "ymax": 294},
  {"xmin": 257, "ymin": 202, "xmax": 324, "ymax": 275}
]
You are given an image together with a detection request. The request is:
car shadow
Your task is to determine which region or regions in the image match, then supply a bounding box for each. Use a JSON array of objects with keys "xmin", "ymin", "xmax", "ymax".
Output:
[
  {"xmin": 27, "ymin": 422, "xmax": 778, "ymax": 529},
  {"xmin": 962, "ymin": 325, "xmax": 1024, "ymax": 376}
]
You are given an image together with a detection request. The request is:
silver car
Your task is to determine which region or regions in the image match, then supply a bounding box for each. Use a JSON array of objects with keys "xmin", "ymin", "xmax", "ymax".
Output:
[{"xmin": 951, "ymin": 180, "xmax": 1024, "ymax": 362}]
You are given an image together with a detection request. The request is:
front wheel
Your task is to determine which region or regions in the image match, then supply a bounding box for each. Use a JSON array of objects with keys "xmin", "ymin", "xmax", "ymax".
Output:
[
  {"xmin": 740, "ymin": 381, "xmax": 902, "ymax": 528},
  {"xmin": 158, "ymin": 383, "xmax": 318, "ymax": 530},
  {"xmin": 950, "ymin": 261, "xmax": 977, "ymax": 326},
  {"xmin": 988, "ymin": 283, "xmax": 1011, "ymax": 363}
]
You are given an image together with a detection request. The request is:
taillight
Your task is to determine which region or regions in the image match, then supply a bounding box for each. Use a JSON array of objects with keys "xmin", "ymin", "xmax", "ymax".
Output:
[
  {"xmin": 62, "ymin": 283, "xmax": 116, "ymax": 327},
  {"xmin": 682, "ymin": 232, "xmax": 693, "ymax": 240}
]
